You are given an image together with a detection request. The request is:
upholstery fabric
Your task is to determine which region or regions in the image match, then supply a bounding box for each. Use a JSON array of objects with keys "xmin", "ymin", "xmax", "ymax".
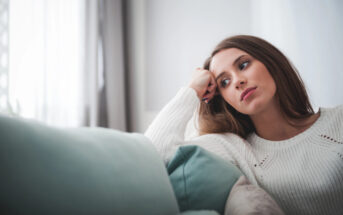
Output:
[{"xmin": 0, "ymin": 114, "xmax": 179, "ymax": 215}]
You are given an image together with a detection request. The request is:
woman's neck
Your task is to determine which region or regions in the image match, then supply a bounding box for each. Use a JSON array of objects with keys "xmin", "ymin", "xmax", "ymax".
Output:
[{"xmin": 249, "ymin": 103, "xmax": 319, "ymax": 141}]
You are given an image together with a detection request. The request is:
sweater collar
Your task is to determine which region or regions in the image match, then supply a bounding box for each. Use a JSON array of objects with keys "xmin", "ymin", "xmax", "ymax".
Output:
[{"xmin": 247, "ymin": 107, "xmax": 326, "ymax": 151}]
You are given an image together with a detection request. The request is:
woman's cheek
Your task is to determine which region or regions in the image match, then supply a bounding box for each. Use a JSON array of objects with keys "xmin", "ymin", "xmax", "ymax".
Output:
[{"xmin": 224, "ymin": 94, "xmax": 236, "ymax": 108}]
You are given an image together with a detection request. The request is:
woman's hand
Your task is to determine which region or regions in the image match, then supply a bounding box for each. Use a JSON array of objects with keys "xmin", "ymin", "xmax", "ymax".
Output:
[{"xmin": 189, "ymin": 68, "xmax": 217, "ymax": 103}]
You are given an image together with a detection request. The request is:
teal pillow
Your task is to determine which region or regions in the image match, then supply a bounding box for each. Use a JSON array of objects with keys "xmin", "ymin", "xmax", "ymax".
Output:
[
  {"xmin": 167, "ymin": 145, "xmax": 242, "ymax": 215},
  {"xmin": 0, "ymin": 114, "xmax": 179, "ymax": 215}
]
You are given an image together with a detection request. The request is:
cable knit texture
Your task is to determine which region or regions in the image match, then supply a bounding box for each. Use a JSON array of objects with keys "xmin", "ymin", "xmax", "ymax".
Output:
[{"xmin": 144, "ymin": 87, "xmax": 343, "ymax": 215}]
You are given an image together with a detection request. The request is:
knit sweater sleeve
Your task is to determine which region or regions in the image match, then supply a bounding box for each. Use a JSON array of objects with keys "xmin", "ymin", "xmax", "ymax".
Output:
[{"xmin": 144, "ymin": 87, "xmax": 200, "ymax": 164}]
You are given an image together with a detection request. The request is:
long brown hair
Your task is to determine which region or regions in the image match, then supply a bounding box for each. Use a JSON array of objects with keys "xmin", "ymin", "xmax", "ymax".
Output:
[{"xmin": 198, "ymin": 35, "xmax": 314, "ymax": 138}]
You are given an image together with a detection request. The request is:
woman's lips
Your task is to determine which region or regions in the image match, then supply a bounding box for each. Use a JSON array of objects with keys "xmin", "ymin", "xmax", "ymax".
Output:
[{"xmin": 241, "ymin": 87, "xmax": 257, "ymax": 101}]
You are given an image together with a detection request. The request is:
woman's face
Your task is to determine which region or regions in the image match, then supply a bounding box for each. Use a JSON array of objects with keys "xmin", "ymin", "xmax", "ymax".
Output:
[{"xmin": 210, "ymin": 48, "xmax": 277, "ymax": 116}]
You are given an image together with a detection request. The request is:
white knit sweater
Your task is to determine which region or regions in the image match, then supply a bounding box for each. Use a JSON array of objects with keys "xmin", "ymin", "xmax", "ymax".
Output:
[{"xmin": 144, "ymin": 87, "xmax": 343, "ymax": 215}]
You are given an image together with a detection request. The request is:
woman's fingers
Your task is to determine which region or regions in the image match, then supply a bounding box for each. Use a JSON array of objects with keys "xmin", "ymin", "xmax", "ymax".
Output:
[
  {"xmin": 189, "ymin": 67, "xmax": 220, "ymax": 103},
  {"xmin": 208, "ymin": 82, "xmax": 216, "ymax": 92},
  {"xmin": 202, "ymin": 74, "xmax": 217, "ymax": 103}
]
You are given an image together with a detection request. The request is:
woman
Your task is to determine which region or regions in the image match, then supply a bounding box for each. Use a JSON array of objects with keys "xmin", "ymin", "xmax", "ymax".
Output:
[{"xmin": 145, "ymin": 35, "xmax": 343, "ymax": 215}]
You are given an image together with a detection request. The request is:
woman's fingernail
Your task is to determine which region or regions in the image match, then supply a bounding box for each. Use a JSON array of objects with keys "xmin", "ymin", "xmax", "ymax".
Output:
[{"xmin": 202, "ymin": 98, "xmax": 209, "ymax": 103}]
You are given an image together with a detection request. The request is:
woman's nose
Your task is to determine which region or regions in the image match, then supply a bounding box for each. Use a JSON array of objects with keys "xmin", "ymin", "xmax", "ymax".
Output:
[{"xmin": 235, "ymin": 79, "xmax": 246, "ymax": 89}]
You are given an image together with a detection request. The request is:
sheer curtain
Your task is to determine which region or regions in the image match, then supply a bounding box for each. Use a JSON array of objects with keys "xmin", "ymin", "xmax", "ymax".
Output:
[
  {"xmin": 9, "ymin": 0, "xmax": 85, "ymax": 127},
  {"xmin": 0, "ymin": 0, "xmax": 9, "ymax": 114},
  {"xmin": 8, "ymin": 0, "xmax": 128, "ymax": 130}
]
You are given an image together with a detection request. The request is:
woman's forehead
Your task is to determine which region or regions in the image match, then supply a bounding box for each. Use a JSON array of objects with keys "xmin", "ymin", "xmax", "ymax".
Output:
[{"xmin": 210, "ymin": 48, "xmax": 248, "ymax": 73}]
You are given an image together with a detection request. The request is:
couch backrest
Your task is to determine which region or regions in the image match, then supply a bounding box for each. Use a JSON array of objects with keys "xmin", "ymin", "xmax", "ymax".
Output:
[{"xmin": 0, "ymin": 114, "xmax": 179, "ymax": 215}]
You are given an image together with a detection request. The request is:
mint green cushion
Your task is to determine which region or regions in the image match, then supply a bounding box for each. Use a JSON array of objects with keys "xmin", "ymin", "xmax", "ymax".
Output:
[
  {"xmin": 0, "ymin": 114, "xmax": 179, "ymax": 215},
  {"xmin": 167, "ymin": 145, "xmax": 242, "ymax": 214}
]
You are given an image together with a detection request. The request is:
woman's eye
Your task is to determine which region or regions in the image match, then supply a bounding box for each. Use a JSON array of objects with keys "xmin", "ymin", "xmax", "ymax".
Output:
[
  {"xmin": 239, "ymin": 61, "xmax": 249, "ymax": 70},
  {"xmin": 221, "ymin": 79, "xmax": 230, "ymax": 88}
]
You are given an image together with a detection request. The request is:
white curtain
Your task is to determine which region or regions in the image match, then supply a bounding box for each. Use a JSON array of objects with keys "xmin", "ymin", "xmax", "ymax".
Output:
[
  {"xmin": 0, "ymin": 0, "xmax": 9, "ymax": 114},
  {"xmin": 8, "ymin": 0, "xmax": 128, "ymax": 130},
  {"xmin": 9, "ymin": 0, "xmax": 85, "ymax": 127}
]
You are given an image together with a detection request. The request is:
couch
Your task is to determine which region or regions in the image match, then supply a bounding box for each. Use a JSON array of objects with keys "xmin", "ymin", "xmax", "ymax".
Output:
[{"xmin": 0, "ymin": 114, "xmax": 228, "ymax": 215}]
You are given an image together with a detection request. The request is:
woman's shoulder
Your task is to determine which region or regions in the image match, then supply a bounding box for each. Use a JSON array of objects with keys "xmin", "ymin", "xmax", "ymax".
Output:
[
  {"xmin": 318, "ymin": 104, "xmax": 343, "ymax": 132},
  {"xmin": 334, "ymin": 104, "xmax": 343, "ymax": 112},
  {"xmin": 320, "ymin": 104, "xmax": 343, "ymax": 118},
  {"xmin": 329, "ymin": 104, "xmax": 343, "ymax": 110}
]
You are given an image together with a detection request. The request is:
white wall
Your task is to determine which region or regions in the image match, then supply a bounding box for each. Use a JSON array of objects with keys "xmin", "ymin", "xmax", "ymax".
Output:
[
  {"xmin": 251, "ymin": 0, "xmax": 343, "ymax": 110},
  {"xmin": 145, "ymin": 0, "xmax": 252, "ymax": 111},
  {"xmin": 127, "ymin": 0, "xmax": 343, "ymax": 132},
  {"xmin": 127, "ymin": 0, "xmax": 252, "ymax": 132}
]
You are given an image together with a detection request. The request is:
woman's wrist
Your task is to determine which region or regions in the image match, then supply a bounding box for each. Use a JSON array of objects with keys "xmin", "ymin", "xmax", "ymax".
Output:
[{"xmin": 188, "ymin": 84, "xmax": 202, "ymax": 100}]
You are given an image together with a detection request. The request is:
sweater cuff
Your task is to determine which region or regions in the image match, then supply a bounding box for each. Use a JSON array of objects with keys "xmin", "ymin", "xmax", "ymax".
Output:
[{"xmin": 174, "ymin": 86, "xmax": 200, "ymax": 107}]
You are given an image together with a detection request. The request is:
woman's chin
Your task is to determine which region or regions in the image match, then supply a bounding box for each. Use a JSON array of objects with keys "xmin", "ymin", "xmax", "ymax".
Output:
[{"xmin": 238, "ymin": 100, "xmax": 265, "ymax": 116}]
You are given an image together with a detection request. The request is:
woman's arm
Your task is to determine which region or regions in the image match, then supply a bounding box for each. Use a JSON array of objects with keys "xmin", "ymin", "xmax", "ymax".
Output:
[
  {"xmin": 144, "ymin": 87, "xmax": 200, "ymax": 164},
  {"xmin": 145, "ymin": 68, "xmax": 217, "ymax": 164}
]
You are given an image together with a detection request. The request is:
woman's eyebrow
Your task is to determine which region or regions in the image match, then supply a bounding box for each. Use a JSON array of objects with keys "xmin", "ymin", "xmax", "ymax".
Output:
[
  {"xmin": 215, "ymin": 72, "xmax": 226, "ymax": 82},
  {"xmin": 233, "ymin": 54, "xmax": 247, "ymax": 66},
  {"xmin": 214, "ymin": 55, "xmax": 247, "ymax": 81}
]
